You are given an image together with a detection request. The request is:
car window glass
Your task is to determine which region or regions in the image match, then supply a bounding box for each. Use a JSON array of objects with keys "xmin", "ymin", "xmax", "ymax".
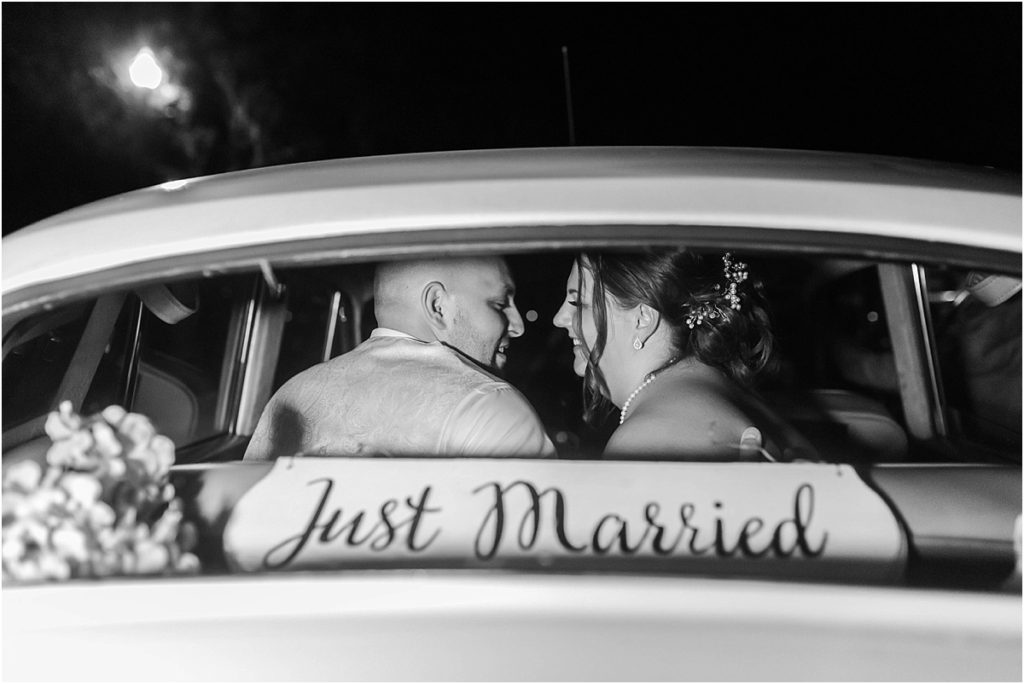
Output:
[
  {"xmin": 256, "ymin": 253, "xmax": 1017, "ymax": 467},
  {"xmin": 818, "ymin": 265, "xmax": 899, "ymax": 402},
  {"xmin": 80, "ymin": 300, "xmax": 136, "ymax": 416},
  {"xmin": 133, "ymin": 275, "xmax": 254, "ymax": 447},
  {"xmin": 926, "ymin": 266, "xmax": 1022, "ymax": 456},
  {"xmin": 271, "ymin": 275, "xmax": 355, "ymax": 394},
  {"xmin": 3, "ymin": 302, "xmax": 94, "ymax": 431},
  {"xmin": 12, "ymin": 251, "xmax": 1016, "ymax": 470},
  {"xmin": 744, "ymin": 260, "xmax": 910, "ymax": 464},
  {"xmin": 501, "ymin": 254, "xmax": 918, "ymax": 464}
]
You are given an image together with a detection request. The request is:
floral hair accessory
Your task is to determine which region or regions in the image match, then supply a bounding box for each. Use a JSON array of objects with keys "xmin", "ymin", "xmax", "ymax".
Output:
[
  {"xmin": 722, "ymin": 252, "xmax": 749, "ymax": 309},
  {"xmin": 2, "ymin": 401, "xmax": 200, "ymax": 584},
  {"xmin": 685, "ymin": 252, "xmax": 750, "ymax": 329}
]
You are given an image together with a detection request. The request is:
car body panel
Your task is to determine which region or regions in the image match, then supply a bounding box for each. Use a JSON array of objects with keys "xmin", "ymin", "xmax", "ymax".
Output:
[
  {"xmin": 4, "ymin": 147, "xmax": 1020, "ymax": 303},
  {"xmin": 869, "ymin": 465, "xmax": 1022, "ymax": 568},
  {"xmin": 4, "ymin": 573, "xmax": 1021, "ymax": 681}
]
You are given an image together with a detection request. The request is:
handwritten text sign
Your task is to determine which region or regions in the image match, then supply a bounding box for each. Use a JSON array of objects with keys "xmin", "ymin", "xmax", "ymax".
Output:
[{"xmin": 223, "ymin": 458, "xmax": 906, "ymax": 580}]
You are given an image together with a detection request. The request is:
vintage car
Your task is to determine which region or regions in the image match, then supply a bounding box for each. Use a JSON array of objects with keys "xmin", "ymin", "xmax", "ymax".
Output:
[{"xmin": 2, "ymin": 147, "xmax": 1021, "ymax": 680}]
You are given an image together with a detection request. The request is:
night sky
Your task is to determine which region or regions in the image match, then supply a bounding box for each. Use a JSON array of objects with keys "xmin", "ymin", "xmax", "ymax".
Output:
[{"xmin": 3, "ymin": 3, "xmax": 1021, "ymax": 234}]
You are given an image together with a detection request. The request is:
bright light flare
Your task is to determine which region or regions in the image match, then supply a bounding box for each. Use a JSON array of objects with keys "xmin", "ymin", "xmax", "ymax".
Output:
[
  {"xmin": 129, "ymin": 48, "xmax": 164, "ymax": 90},
  {"xmin": 159, "ymin": 179, "xmax": 190, "ymax": 191}
]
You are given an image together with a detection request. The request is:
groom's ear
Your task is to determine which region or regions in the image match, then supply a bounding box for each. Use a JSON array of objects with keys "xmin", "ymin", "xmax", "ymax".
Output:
[
  {"xmin": 636, "ymin": 304, "xmax": 661, "ymax": 342},
  {"xmin": 422, "ymin": 281, "xmax": 450, "ymax": 332}
]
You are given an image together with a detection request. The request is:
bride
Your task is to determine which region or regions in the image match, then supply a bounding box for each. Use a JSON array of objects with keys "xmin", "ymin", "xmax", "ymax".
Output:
[{"xmin": 553, "ymin": 249, "xmax": 813, "ymax": 461}]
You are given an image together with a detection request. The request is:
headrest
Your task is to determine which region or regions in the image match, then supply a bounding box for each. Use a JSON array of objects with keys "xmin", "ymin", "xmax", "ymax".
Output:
[
  {"xmin": 965, "ymin": 272, "xmax": 1022, "ymax": 308},
  {"xmin": 137, "ymin": 284, "xmax": 199, "ymax": 324}
]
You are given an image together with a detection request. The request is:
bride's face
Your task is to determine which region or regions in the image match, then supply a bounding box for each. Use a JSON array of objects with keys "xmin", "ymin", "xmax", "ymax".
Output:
[
  {"xmin": 553, "ymin": 261, "xmax": 632, "ymax": 383},
  {"xmin": 553, "ymin": 261, "xmax": 594, "ymax": 377}
]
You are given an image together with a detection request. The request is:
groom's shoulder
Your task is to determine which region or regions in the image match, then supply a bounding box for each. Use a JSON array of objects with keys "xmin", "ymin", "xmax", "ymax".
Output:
[{"xmin": 364, "ymin": 334, "xmax": 515, "ymax": 394}]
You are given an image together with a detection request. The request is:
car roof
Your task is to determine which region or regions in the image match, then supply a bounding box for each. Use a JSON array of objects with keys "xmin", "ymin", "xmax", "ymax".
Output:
[{"xmin": 3, "ymin": 146, "xmax": 1020, "ymax": 299}]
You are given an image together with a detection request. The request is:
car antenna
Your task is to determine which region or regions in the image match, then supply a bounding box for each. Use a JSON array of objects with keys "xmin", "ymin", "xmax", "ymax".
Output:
[{"xmin": 561, "ymin": 45, "xmax": 576, "ymax": 145}]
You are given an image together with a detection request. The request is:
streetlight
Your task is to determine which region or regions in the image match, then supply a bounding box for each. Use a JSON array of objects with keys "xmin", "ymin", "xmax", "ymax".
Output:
[
  {"xmin": 117, "ymin": 41, "xmax": 261, "ymax": 172},
  {"xmin": 123, "ymin": 46, "xmax": 188, "ymax": 114},
  {"xmin": 128, "ymin": 48, "xmax": 163, "ymax": 90}
]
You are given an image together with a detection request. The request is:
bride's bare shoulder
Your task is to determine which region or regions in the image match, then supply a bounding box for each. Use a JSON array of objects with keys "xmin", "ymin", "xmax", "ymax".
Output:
[{"xmin": 605, "ymin": 377, "xmax": 750, "ymax": 459}]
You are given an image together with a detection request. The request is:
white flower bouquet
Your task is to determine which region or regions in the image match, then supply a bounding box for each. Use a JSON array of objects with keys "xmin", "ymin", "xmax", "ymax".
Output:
[{"xmin": 2, "ymin": 401, "xmax": 200, "ymax": 582}]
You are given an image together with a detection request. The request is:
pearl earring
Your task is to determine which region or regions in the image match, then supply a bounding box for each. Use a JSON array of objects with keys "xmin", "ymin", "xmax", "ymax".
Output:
[{"xmin": 633, "ymin": 337, "xmax": 643, "ymax": 350}]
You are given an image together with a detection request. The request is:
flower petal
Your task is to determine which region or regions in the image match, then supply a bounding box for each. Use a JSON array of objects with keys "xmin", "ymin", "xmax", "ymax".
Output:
[
  {"xmin": 101, "ymin": 405, "xmax": 127, "ymax": 426},
  {"xmin": 2, "ymin": 460, "xmax": 42, "ymax": 492},
  {"xmin": 60, "ymin": 473, "xmax": 102, "ymax": 508}
]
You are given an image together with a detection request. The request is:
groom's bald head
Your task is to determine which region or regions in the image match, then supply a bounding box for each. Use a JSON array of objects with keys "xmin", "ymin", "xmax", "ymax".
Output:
[{"xmin": 373, "ymin": 256, "xmax": 524, "ymax": 369}]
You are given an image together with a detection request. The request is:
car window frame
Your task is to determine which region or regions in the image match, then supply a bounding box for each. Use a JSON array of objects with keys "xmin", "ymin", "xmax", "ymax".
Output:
[{"xmin": 917, "ymin": 265, "xmax": 1022, "ymax": 462}]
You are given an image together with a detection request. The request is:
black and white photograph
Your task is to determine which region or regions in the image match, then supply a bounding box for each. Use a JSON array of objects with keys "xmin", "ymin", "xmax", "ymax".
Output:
[{"xmin": 2, "ymin": 2, "xmax": 1021, "ymax": 681}]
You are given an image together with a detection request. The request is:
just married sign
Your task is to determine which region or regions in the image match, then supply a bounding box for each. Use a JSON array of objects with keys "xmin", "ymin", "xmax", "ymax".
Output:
[{"xmin": 223, "ymin": 458, "xmax": 907, "ymax": 580}]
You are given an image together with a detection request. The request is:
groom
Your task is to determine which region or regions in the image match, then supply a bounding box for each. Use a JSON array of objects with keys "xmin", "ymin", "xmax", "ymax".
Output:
[{"xmin": 244, "ymin": 256, "xmax": 555, "ymax": 460}]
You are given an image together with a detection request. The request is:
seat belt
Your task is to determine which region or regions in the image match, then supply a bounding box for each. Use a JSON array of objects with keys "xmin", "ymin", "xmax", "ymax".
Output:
[
  {"xmin": 51, "ymin": 292, "xmax": 128, "ymax": 413},
  {"xmin": 49, "ymin": 283, "xmax": 197, "ymax": 414},
  {"xmin": 4, "ymin": 293, "xmax": 127, "ymax": 450}
]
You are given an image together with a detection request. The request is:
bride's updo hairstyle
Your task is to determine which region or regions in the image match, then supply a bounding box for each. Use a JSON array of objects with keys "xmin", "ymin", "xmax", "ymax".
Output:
[{"xmin": 577, "ymin": 249, "xmax": 775, "ymax": 424}]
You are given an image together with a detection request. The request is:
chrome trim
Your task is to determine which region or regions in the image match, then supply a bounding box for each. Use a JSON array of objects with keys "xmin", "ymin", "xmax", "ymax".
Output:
[
  {"xmin": 121, "ymin": 299, "xmax": 145, "ymax": 408},
  {"xmin": 220, "ymin": 283, "xmax": 259, "ymax": 435},
  {"xmin": 234, "ymin": 282, "xmax": 288, "ymax": 436},
  {"xmin": 911, "ymin": 264, "xmax": 948, "ymax": 437},
  {"xmin": 322, "ymin": 290, "xmax": 342, "ymax": 363},
  {"xmin": 877, "ymin": 263, "xmax": 938, "ymax": 441}
]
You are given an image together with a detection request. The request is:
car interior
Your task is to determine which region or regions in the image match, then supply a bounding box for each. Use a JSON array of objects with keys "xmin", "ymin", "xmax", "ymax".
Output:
[{"xmin": 3, "ymin": 248, "xmax": 1020, "ymax": 468}]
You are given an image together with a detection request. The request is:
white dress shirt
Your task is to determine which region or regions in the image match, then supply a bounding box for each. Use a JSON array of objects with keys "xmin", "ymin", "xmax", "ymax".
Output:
[{"xmin": 244, "ymin": 328, "xmax": 555, "ymax": 460}]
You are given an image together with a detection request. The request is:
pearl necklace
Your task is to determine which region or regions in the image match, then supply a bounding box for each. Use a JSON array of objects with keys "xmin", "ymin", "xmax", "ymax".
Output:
[{"xmin": 619, "ymin": 358, "xmax": 679, "ymax": 425}]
